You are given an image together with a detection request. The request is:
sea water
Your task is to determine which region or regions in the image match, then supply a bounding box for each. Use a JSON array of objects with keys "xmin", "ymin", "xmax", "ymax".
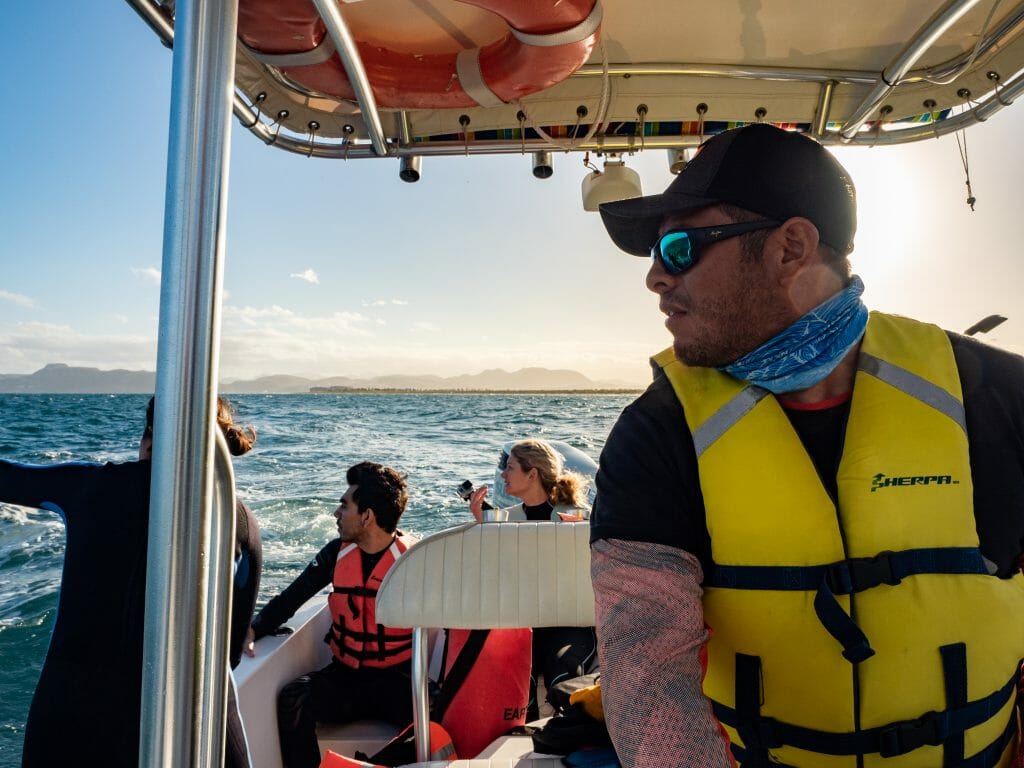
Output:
[{"xmin": 0, "ymin": 392, "xmax": 635, "ymax": 762}]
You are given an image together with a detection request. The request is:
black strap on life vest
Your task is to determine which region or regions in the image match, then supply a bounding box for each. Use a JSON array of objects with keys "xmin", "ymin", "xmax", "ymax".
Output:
[
  {"xmin": 712, "ymin": 663, "xmax": 1018, "ymax": 762},
  {"xmin": 731, "ymin": 654, "xmax": 779, "ymax": 767},
  {"xmin": 705, "ymin": 547, "xmax": 989, "ymax": 663},
  {"xmin": 705, "ymin": 548, "xmax": 988, "ymax": 593},
  {"xmin": 432, "ymin": 629, "xmax": 490, "ymax": 722},
  {"xmin": 728, "ymin": 715, "xmax": 1015, "ymax": 768},
  {"xmin": 940, "ymin": 643, "xmax": 968, "ymax": 767},
  {"xmin": 327, "ymin": 620, "xmax": 412, "ymax": 659},
  {"xmin": 333, "ymin": 585, "xmax": 378, "ymax": 597}
]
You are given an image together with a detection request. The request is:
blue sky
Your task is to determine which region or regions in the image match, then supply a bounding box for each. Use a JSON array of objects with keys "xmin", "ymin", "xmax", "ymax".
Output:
[{"xmin": 2, "ymin": 4, "xmax": 1023, "ymax": 387}]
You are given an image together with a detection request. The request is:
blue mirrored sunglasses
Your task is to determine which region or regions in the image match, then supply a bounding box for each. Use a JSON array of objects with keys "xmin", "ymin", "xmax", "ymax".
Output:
[{"xmin": 651, "ymin": 220, "xmax": 780, "ymax": 275}]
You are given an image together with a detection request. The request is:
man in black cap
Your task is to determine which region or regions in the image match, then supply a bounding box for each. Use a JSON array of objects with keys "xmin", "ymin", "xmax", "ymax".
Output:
[{"xmin": 589, "ymin": 124, "xmax": 1024, "ymax": 767}]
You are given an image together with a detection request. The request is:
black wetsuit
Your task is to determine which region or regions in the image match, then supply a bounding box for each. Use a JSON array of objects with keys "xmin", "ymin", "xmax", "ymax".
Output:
[
  {"xmin": 520, "ymin": 501, "xmax": 599, "ymax": 720},
  {"xmin": 0, "ymin": 458, "xmax": 261, "ymax": 768}
]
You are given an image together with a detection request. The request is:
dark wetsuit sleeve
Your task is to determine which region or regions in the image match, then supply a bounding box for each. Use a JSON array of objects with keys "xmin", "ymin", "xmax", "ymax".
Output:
[
  {"xmin": 250, "ymin": 538, "xmax": 340, "ymax": 639},
  {"xmin": 0, "ymin": 459, "xmax": 130, "ymax": 515},
  {"xmin": 590, "ymin": 374, "xmax": 712, "ymax": 570},
  {"xmin": 950, "ymin": 333, "xmax": 1024, "ymax": 577},
  {"xmin": 230, "ymin": 501, "xmax": 263, "ymax": 669}
]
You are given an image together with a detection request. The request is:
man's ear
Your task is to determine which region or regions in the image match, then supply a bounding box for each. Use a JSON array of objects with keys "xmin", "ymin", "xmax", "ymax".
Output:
[
  {"xmin": 362, "ymin": 507, "xmax": 377, "ymax": 527},
  {"xmin": 769, "ymin": 217, "xmax": 821, "ymax": 278}
]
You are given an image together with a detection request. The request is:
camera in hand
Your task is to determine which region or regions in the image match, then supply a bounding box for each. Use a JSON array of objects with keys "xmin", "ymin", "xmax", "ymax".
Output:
[{"xmin": 456, "ymin": 480, "xmax": 492, "ymax": 510}]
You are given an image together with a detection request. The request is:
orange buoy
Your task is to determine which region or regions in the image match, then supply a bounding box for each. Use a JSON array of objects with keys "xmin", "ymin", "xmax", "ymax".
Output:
[{"xmin": 238, "ymin": 0, "xmax": 602, "ymax": 109}]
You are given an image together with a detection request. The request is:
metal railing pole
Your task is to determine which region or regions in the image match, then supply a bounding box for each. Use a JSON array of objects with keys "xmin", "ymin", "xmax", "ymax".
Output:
[{"xmin": 139, "ymin": 0, "xmax": 238, "ymax": 763}]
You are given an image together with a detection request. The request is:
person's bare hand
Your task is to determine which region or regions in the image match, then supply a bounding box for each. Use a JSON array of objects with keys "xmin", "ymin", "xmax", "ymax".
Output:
[
  {"xmin": 244, "ymin": 625, "xmax": 256, "ymax": 657},
  {"xmin": 469, "ymin": 485, "xmax": 489, "ymax": 521}
]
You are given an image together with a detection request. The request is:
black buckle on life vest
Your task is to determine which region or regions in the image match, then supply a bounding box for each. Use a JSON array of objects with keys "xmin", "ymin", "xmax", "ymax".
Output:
[
  {"xmin": 826, "ymin": 551, "xmax": 901, "ymax": 595},
  {"xmin": 878, "ymin": 710, "xmax": 943, "ymax": 758}
]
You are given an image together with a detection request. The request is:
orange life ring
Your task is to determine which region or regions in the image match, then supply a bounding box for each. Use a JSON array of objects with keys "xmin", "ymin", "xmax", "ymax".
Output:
[{"xmin": 238, "ymin": 0, "xmax": 602, "ymax": 110}]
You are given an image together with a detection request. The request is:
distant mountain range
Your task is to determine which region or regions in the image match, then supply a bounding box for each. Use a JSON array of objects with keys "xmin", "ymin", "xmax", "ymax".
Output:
[{"xmin": 0, "ymin": 364, "xmax": 639, "ymax": 394}]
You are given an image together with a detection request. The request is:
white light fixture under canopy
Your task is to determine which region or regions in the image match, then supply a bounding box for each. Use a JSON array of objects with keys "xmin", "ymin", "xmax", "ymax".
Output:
[{"xmin": 581, "ymin": 155, "xmax": 642, "ymax": 211}]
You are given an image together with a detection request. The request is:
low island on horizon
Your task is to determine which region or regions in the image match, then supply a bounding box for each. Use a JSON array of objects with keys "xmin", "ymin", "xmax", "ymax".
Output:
[{"xmin": 0, "ymin": 363, "xmax": 644, "ymax": 395}]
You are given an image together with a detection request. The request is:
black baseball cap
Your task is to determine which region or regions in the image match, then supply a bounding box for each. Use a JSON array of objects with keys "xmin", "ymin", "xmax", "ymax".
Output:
[{"xmin": 599, "ymin": 124, "xmax": 857, "ymax": 257}]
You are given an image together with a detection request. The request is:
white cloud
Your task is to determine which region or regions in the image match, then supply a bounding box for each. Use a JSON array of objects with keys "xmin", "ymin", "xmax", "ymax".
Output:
[
  {"xmin": 131, "ymin": 266, "xmax": 161, "ymax": 285},
  {"xmin": 362, "ymin": 299, "xmax": 408, "ymax": 307},
  {"xmin": 0, "ymin": 321, "xmax": 156, "ymax": 373},
  {"xmin": 411, "ymin": 321, "xmax": 439, "ymax": 332},
  {"xmin": 290, "ymin": 269, "xmax": 319, "ymax": 284},
  {"xmin": 0, "ymin": 306, "xmax": 653, "ymax": 386},
  {"xmin": 0, "ymin": 290, "xmax": 34, "ymax": 308},
  {"xmin": 112, "ymin": 314, "xmax": 129, "ymax": 324}
]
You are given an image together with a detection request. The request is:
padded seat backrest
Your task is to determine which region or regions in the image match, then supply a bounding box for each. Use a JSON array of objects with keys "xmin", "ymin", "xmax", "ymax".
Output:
[{"xmin": 376, "ymin": 521, "xmax": 593, "ymax": 629}]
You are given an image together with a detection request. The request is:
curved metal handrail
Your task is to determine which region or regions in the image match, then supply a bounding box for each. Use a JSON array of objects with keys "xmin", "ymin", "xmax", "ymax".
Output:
[{"xmin": 840, "ymin": 0, "xmax": 986, "ymax": 139}]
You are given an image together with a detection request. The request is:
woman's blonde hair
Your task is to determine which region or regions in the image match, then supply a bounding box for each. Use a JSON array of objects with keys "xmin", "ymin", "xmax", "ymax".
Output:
[
  {"xmin": 216, "ymin": 398, "xmax": 256, "ymax": 457},
  {"xmin": 509, "ymin": 439, "xmax": 589, "ymax": 508}
]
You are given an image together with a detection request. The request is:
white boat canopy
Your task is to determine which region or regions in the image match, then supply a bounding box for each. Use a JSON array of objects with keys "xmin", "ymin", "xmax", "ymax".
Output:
[{"xmin": 131, "ymin": 0, "xmax": 1024, "ymax": 157}]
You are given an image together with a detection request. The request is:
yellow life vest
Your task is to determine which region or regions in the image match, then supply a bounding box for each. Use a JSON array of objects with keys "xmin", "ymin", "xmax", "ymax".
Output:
[{"xmin": 657, "ymin": 311, "xmax": 1024, "ymax": 768}]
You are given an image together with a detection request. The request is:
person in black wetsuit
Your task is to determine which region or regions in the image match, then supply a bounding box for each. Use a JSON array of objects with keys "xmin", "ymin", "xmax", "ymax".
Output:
[
  {"xmin": 0, "ymin": 396, "xmax": 261, "ymax": 768},
  {"xmin": 467, "ymin": 438, "xmax": 598, "ymax": 720}
]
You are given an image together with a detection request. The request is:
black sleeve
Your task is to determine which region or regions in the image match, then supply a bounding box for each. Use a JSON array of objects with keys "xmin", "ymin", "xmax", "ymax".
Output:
[
  {"xmin": 589, "ymin": 373, "xmax": 712, "ymax": 571},
  {"xmin": 229, "ymin": 501, "xmax": 263, "ymax": 668},
  {"xmin": 250, "ymin": 538, "xmax": 340, "ymax": 640},
  {"xmin": 950, "ymin": 333, "xmax": 1024, "ymax": 577},
  {"xmin": 0, "ymin": 459, "xmax": 147, "ymax": 520}
]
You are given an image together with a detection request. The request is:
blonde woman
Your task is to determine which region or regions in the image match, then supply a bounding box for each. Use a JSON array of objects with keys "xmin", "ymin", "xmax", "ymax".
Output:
[
  {"xmin": 467, "ymin": 438, "xmax": 596, "ymax": 718},
  {"xmin": 469, "ymin": 438, "xmax": 589, "ymax": 522}
]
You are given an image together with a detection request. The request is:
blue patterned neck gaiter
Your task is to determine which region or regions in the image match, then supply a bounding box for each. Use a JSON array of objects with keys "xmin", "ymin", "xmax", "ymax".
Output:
[{"xmin": 718, "ymin": 276, "xmax": 868, "ymax": 394}]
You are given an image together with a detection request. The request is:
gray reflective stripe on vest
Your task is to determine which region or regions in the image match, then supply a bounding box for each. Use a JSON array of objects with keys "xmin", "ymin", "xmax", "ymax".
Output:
[
  {"xmin": 693, "ymin": 385, "xmax": 770, "ymax": 458},
  {"xmin": 859, "ymin": 352, "xmax": 966, "ymax": 433}
]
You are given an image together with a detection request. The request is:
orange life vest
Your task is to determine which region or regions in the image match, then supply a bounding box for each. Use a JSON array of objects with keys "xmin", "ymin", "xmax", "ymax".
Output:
[
  {"xmin": 326, "ymin": 533, "xmax": 415, "ymax": 669},
  {"xmin": 437, "ymin": 628, "xmax": 533, "ymax": 758}
]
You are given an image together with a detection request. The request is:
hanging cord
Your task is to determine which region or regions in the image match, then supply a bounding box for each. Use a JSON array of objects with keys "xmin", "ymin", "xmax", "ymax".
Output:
[
  {"xmin": 515, "ymin": 37, "xmax": 611, "ymax": 150},
  {"xmin": 912, "ymin": 0, "xmax": 1003, "ymax": 86},
  {"xmin": 955, "ymin": 129, "xmax": 977, "ymax": 210}
]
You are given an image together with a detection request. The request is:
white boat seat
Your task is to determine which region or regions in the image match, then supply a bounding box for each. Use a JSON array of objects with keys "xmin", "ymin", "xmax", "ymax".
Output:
[
  {"xmin": 376, "ymin": 520, "xmax": 594, "ymax": 629},
  {"xmin": 372, "ymin": 521, "xmax": 596, "ymax": 766}
]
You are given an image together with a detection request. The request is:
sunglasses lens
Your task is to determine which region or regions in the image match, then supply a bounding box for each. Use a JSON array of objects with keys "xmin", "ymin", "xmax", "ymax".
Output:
[
  {"xmin": 655, "ymin": 231, "xmax": 694, "ymax": 274},
  {"xmin": 498, "ymin": 451, "xmax": 509, "ymax": 470}
]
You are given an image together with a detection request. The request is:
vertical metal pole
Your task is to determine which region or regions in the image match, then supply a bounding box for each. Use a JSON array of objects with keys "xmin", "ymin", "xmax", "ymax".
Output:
[
  {"xmin": 812, "ymin": 80, "xmax": 837, "ymax": 138},
  {"xmin": 412, "ymin": 628, "xmax": 432, "ymax": 761},
  {"xmin": 140, "ymin": 0, "xmax": 238, "ymax": 764}
]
